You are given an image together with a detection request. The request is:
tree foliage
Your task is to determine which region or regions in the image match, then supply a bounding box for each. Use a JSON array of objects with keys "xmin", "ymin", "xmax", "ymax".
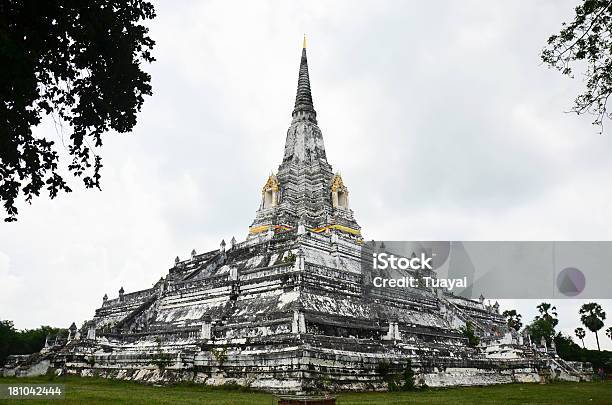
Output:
[
  {"xmin": 541, "ymin": 0, "xmax": 612, "ymax": 133},
  {"xmin": 502, "ymin": 309, "xmax": 523, "ymax": 331},
  {"xmin": 536, "ymin": 302, "xmax": 559, "ymax": 328},
  {"xmin": 555, "ymin": 332, "xmax": 612, "ymax": 373},
  {"xmin": 0, "ymin": 0, "xmax": 156, "ymax": 221},
  {"xmin": 0, "ymin": 320, "xmax": 66, "ymax": 366},
  {"xmin": 580, "ymin": 302, "xmax": 606, "ymax": 351},
  {"xmin": 526, "ymin": 318, "xmax": 556, "ymax": 346},
  {"xmin": 575, "ymin": 327, "xmax": 587, "ymax": 348},
  {"xmin": 525, "ymin": 302, "xmax": 559, "ymax": 345}
]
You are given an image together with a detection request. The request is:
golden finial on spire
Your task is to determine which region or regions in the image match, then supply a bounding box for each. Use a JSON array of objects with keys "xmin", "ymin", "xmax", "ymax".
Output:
[{"xmin": 303, "ymin": 34, "xmax": 307, "ymax": 49}]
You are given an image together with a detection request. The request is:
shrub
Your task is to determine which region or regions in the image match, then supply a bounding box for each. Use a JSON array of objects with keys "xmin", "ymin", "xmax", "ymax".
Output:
[
  {"xmin": 377, "ymin": 360, "xmax": 416, "ymax": 391},
  {"xmin": 461, "ymin": 321, "xmax": 480, "ymax": 348}
]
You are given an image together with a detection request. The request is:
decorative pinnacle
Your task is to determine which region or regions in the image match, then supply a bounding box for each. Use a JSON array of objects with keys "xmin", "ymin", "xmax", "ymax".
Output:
[
  {"xmin": 293, "ymin": 37, "xmax": 316, "ymax": 120},
  {"xmin": 303, "ymin": 34, "xmax": 307, "ymax": 49}
]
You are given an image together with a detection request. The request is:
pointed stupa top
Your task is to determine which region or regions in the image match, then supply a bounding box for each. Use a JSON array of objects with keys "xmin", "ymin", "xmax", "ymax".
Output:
[
  {"xmin": 292, "ymin": 35, "xmax": 316, "ymax": 122},
  {"xmin": 249, "ymin": 37, "xmax": 361, "ymax": 237}
]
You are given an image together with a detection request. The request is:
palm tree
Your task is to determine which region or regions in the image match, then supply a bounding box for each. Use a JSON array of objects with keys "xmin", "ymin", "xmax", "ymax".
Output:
[
  {"xmin": 579, "ymin": 303, "xmax": 606, "ymax": 351},
  {"xmin": 606, "ymin": 326, "xmax": 612, "ymax": 341},
  {"xmin": 502, "ymin": 309, "xmax": 523, "ymax": 331},
  {"xmin": 574, "ymin": 327, "xmax": 586, "ymax": 349},
  {"xmin": 536, "ymin": 302, "xmax": 558, "ymax": 328}
]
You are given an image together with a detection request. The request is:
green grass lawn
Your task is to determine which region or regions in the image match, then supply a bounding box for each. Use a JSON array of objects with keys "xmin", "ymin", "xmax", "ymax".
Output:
[{"xmin": 0, "ymin": 376, "xmax": 610, "ymax": 405}]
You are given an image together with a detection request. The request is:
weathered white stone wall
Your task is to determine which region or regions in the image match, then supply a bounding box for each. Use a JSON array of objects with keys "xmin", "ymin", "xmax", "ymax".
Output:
[
  {"xmin": 419, "ymin": 367, "xmax": 540, "ymax": 387},
  {"xmin": 2, "ymin": 360, "xmax": 50, "ymax": 377}
]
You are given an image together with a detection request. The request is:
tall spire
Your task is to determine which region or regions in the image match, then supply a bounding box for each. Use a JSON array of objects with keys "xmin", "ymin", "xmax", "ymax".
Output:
[
  {"xmin": 249, "ymin": 38, "xmax": 361, "ymax": 238},
  {"xmin": 292, "ymin": 36, "xmax": 316, "ymax": 122}
]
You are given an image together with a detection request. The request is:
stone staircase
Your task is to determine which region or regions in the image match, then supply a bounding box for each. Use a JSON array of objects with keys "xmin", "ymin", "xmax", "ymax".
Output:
[
  {"xmin": 113, "ymin": 295, "xmax": 158, "ymax": 332},
  {"xmin": 549, "ymin": 356, "xmax": 590, "ymax": 381}
]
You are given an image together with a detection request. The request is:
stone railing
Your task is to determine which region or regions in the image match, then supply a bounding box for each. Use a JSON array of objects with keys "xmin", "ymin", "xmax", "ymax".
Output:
[
  {"xmin": 99, "ymin": 326, "xmax": 201, "ymax": 342},
  {"xmin": 173, "ymin": 272, "xmax": 228, "ymax": 289},
  {"xmin": 304, "ymin": 263, "xmax": 362, "ymax": 283},
  {"xmin": 103, "ymin": 288, "xmax": 156, "ymax": 307},
  {"xmin": 239, "ymin": 264, "xmax": 295, "ymax": 281}
]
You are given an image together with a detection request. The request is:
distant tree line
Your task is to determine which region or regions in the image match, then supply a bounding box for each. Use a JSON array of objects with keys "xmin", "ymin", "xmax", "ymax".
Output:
[
  {"xmin": 555, "ymin": 333, "xmax": 612, "ymax": 373},
  {"xmin": 0, "ymin": 320, "xmax": 66, "ymax": 366},
  {"xmin": 503, "ymin": 302, "xmax": 611, "ymax": 373}
]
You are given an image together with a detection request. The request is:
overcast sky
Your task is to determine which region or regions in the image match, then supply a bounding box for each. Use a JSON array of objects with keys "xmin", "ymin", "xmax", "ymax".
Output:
[{"xmin": 1, "ymin": 0, "xmax": 611, "ymax": 350}]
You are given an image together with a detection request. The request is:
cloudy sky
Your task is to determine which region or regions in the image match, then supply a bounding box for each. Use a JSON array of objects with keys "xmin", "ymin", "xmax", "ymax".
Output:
[{"xmin": 1, "ymin": 0, "xmax": 611, "ymax": 350}]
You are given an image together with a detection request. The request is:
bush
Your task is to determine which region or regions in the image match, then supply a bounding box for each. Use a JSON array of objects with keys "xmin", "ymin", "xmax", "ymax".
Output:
[
  {"xmin": 401, "ymin": 360, "xmax": 415, "ymax": 391},
  {"xmin": 461, "ymin": 321, "xmax": 480, "ymax": 348},
  {"xmin": 151, "ymin": 337, "xmax": 172, "ymax": 370},
  {"xmin": 211, "ymin": 348, "xmax": 228, "ymax": 367},
  {"xmin": 377, "ymin": 360, "xmax": 416, "ymax": 392}
]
